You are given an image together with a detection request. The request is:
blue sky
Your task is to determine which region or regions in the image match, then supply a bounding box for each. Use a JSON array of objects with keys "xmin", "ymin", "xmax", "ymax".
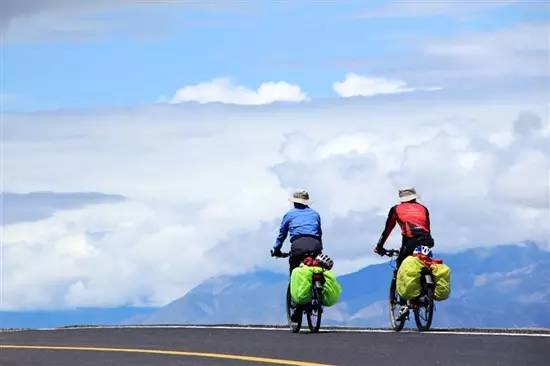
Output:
[
  {"xmin": 2, "ymin": 0, "xmax": 548, "ymax": 111},
  {"xmin": 1, "ymin": 1, "xmax": 549, "ymax": 310}
]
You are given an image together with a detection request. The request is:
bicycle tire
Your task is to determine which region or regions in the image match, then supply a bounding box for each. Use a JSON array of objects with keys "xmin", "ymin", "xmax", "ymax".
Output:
[
  {"xmin": 306, "ymin": 288, "xmax": 322, "ymax": 333},
  {"xmin": 286, "ymin": 284, "xmax": 302, "ymax": 333},
  {"xmin": 389, "ymin": 278, "xmax": 406, "ymax": 332},
  {"xmin": 414, "ymin": 287, "xmax": 434, "ymax": 331}
]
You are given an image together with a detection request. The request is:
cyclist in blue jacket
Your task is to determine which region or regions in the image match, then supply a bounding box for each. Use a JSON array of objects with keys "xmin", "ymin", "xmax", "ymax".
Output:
[{"xmin": 271, "ymin": 190, "xmax": 323, "ymax": 274}]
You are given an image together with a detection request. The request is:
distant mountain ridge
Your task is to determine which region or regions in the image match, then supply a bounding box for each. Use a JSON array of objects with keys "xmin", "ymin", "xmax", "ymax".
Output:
[
  {"xmin": 140, "ymin": 271, "xmax": 288, "ymax": 325},
  {"xmin": 140, "ymin": 243, "xmax": 550, "ymax": 328},
  {"xmin": 2, "ymin": 243, "xmax": 548, "ymax": 329}
]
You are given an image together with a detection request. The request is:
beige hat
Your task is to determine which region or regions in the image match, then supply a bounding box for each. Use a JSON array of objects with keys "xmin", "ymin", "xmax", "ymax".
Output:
[
  {"xmin": 398, "ymin": 187, "xmax": 418, "ymax": 202},
  {"xmin": 289, "ymin": 190, "xmax": 311, "ymax": 205}
]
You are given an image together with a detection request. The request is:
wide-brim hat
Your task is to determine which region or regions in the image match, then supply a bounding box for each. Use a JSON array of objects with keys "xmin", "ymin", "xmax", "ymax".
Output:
[
  {"xmin": 289, "ymin": 190, "xmax": 311, "ymax": 205},
  {"xmin": 399, "ymin": 187, "xmax": 418, "ymax": 202}
]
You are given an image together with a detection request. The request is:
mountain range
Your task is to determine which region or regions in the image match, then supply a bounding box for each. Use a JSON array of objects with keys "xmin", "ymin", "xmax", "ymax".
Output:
[
  {"xmin": 2, "ymin": 243, "xmax": 548, "ymax": 329},
  {"xmin": 139, "ymin": 243, "xmax": 550, "ymax": 328}
]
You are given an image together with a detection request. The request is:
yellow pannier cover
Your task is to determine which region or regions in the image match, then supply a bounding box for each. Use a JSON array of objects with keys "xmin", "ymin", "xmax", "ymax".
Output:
[
  {"xmin": 432, "ymin": 263, "xmax": 451, "ymax": 301},
  {"xmin": 396, "ymin": 256, "xmax": 424, "ymax": 299}
]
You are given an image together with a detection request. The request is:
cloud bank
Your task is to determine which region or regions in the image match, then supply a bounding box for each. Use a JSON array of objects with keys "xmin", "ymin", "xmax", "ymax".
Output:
[
  {"xmin": 170, "ymin": 78, "xmax": 309, "ymax": 105},
  {"xmin": 333, "ymin": 73, "xmax": 440, "ymax": 97},
  {"xmin": 1, "ymin": 192, "xmax": 125, "ymax": 225},
  {"xmin": 2, "ymin": 96, "xmax": 548, "ymax": 310}
]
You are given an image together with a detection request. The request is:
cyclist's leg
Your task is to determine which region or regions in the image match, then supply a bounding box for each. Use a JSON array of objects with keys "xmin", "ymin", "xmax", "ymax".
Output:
[
  {"xmin": 288, "ymin": 253, "xmax": 305, "ymax": 322},
  {"xmin": 288, "ymin": 254, "xmax": 302, "ymax": 275},
  {"xmin": 396, "ymin": 237, "xmax": 415, "ymax": 269}
]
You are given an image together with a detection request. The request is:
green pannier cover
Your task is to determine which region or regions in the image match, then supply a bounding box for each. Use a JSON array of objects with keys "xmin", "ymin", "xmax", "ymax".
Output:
[
  {"xmin": 290, "ymin": 265, "xmax": 315, "ymax": 305},
  {"xmin": 290, "ymin": 265, "xmax": 342, "ymax": 306},
  {"xmin": 432, "ymin": 263, "xmax": 451, "ymax": 301},
  {"xmin": 321, "ymin": 270, "xmax": 342, "ymax": 307},
  {"xmin": 396, "ymin": 256, "xmax": 424, "ymax": 299}
]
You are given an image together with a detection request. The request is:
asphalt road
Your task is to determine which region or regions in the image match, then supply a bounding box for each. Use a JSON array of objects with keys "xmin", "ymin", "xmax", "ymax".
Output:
[{"xmin": 1, "ymin": 326, "xmax": 548, "ymax": 366}]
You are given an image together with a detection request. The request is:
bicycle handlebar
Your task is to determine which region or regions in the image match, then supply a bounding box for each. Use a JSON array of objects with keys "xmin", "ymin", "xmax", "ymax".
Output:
[
  {"xmin": 382, "ymin": 249, "xmax": 400, "ymax": 257},
  {"xmin": 271, "ymin": 249, "xmax": 290, "ymax": 258}
]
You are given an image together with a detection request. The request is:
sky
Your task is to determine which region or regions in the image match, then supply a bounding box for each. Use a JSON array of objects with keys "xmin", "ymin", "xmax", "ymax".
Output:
[{"xmin": 1, "ymin": 0, "xmax": 549, "ymax": 311}]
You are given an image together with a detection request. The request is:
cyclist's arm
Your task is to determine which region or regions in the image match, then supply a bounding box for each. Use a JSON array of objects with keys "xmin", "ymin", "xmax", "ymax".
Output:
[
  {"xmin": 274, "ymin": 214, "xmax": 290, "ymax": 251},
  {"xmin": 425, "ymin": 206, "xmax": 431, "ymax": 231},
  {"xmin": 376, "ymin": 206, "xmax": 397, "ymax": 248}
]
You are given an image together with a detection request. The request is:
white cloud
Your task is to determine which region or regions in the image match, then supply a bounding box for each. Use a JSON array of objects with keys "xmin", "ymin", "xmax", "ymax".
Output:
[
  {"xmin": 170, "ymin": 78, "xmax": 308, "ymax": 105},
  {"xmin": 1, "ymin": 97, "xmax": 549, "ymax": 310},
  {"xmin": 333, "ymin": 73, "xmax": 440, "ymax": 97}
]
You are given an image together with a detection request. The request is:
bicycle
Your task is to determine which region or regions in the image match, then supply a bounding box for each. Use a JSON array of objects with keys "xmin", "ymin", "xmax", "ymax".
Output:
[
  {"xmin": 382, "ymin": 249, "xmax": 435, "ymax": 332},
  {"xmin": 271, "ymin": 249, "xmax": 324, "ymax": 333}
]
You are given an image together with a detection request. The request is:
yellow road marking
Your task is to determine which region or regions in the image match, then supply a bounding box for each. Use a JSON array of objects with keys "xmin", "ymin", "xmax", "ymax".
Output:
[{"xmin": 0, "ymin": 345, "xmax": 334, "ymax": 366}]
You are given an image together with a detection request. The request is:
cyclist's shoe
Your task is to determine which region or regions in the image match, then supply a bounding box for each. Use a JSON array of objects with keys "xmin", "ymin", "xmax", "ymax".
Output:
[{"xmin": 397, "ymin": 305, "xmax": 409, "ymax": 321}]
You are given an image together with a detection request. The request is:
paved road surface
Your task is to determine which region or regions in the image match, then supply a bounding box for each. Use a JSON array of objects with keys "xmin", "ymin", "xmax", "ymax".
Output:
[{"xmin": 1, "ymin": 326, "xmax": 548, "ymax": 365}]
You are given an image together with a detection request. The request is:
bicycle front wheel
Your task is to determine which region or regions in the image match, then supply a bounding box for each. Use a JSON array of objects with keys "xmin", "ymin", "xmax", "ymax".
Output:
[
  {"xmin": 286, "ymin": 284, "xmax": 302, "ymax": 333},
  {"xmin": 389, "ymin": 278, "xmax": 405, "ymax": 332}
]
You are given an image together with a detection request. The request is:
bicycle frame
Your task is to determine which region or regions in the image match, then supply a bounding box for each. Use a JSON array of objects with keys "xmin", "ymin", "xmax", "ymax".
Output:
[
  {"xmin": 308, "ymin": 272, "xmax": 325, "ymax": 311},
  {"xmin": 416, "ymin": 267, "xmax": 435, "ymax": 306},
  {"xmin": 312, "ymin": 273, "xmax": 325, "ymax": 291}
]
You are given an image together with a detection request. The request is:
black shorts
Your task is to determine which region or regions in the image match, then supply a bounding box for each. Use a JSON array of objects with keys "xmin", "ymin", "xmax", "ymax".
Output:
[
  {"xmin": 288, "ymin": 236, "xmax": 322, "ymax": 274},
  {"xmin": 396, "ymin": 234, "xmax": 434, "ymax": 268}
]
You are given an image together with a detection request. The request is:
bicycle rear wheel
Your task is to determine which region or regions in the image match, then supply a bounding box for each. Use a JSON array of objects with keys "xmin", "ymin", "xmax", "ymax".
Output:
[
  {"xmin": 286, "ymin": 284, "xmax": 302, "ymax": 333},
  {"xmin": 389, "ymin": 278, "xmax": 405, "ymax": 331},
  {"xmin": 306, "ymin": 289, "xmax": 322, "ymax": 333},
  {"xmin": 414, "ymin": 287, "xmax": 434, "ymax": 331}
]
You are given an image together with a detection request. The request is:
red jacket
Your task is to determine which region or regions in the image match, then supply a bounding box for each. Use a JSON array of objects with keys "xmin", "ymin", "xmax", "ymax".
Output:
[{"xmin": 377, "ymin": 201, "xmax": 431, "ymax": 246}]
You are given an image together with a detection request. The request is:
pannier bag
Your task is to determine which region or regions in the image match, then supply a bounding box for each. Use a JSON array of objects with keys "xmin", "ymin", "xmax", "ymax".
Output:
[
  {"xmin": 397, "ymin": 255, "xmax": 452, "ymax": 301},
  {"xmin": 290, "ymin": 265, "xmax": 342, "ymax": 306},
  {"xmin": 396, "ymin": 256, "xmax": 424, "ymax": 299},
  {"xmin": 431, "ymin": 263, "xmax": 451, "ymax": 301},
  {"xmin": 321, "ymin": 270, "xmax": 342, "ymax": 306}
]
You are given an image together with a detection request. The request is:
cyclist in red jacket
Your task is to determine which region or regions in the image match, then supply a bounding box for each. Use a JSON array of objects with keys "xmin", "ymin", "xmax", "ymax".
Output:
[{"xmin": 374, "ymin": 187, "xmax": 434, "ymax": 268}]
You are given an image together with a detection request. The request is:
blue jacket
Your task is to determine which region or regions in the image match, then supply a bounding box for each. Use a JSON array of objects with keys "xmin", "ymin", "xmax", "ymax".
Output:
[{"xmin": 273, "ymin": 207, "xmax": 322, "ymax": 250}]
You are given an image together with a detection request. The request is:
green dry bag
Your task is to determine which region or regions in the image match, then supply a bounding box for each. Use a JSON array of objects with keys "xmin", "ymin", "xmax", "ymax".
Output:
[
  {"xmin": 290, "ymin": 265, "xmax": 342, "ymax": 306},
  {"xmin": 290, "ymin": 265, "xmax": 315, "ymax": 304},
  {"xmin": 321, "ymin": 270, "xmax": 342, "ymax": 307},
  {"xmin": 432, "ymin": 263, "xmax": 451, "ymax": 301},
  {"xmin": 396, "ymin": 256, "xmax": 424, "ymax": 299}
]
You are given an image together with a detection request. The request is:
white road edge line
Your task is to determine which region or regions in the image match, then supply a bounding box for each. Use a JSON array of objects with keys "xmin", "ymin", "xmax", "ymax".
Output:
[{"xmin": 24, "ymin": 325, "xmax": 550, "ymax": 337}]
